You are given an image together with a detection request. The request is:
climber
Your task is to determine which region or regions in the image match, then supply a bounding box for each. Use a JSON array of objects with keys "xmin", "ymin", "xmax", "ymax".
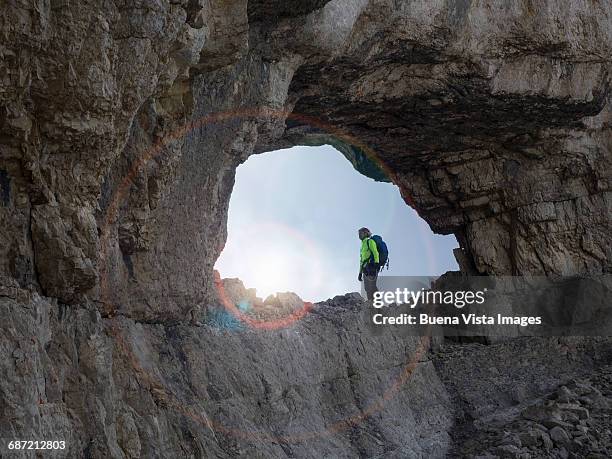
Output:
[{"xmin": 357, "ymin": 227, "xmax": 380, "ymax": 301}]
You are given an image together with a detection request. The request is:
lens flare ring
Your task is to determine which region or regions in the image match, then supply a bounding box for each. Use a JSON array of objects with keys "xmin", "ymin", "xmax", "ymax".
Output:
[{"xmin": 98, "ymin": 107, "xmax": 436, "ymax": 444}]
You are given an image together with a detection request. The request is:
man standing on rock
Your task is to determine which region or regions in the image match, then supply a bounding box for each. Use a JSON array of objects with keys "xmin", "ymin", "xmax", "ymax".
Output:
[{"xmin": 358, "ymin": 227, "xmax": 380, "ymax": 301}]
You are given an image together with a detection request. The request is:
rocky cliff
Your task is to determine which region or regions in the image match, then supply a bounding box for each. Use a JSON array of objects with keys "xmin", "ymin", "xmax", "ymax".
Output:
[{"xmin": 1, "ymin": 1, "xmax": 611, "ymax": 457}]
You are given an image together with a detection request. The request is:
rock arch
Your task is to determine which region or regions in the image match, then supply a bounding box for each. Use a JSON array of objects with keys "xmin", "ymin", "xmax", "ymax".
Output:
[
  {"xmin": 90, "ymin": 0, "xmax": 611, "ymax": 321},
  {"xmin": 1, "ymin": 2, "xmax": 611, "ymax": 456}
]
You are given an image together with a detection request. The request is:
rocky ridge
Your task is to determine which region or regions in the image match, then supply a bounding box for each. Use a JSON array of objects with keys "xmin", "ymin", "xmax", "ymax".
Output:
[{"xmin": 2, "ymin": 287, "xmax": 611, "ymax": 458}]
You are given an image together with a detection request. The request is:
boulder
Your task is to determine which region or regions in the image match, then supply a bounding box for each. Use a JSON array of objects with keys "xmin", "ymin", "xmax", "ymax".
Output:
[{"xmin": 550, "ymin": 426, "xmax": 571, "ymax": 446}]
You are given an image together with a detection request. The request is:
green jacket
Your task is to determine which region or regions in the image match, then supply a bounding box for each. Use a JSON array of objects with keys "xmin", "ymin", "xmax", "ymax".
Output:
[{"xmin": 360, "ymin": 237, "xmax": 380, "ymax": 269}]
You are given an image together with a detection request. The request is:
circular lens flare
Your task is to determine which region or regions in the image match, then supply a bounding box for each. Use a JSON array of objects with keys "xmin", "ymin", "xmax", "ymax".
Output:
[{"xmin": 97, "ymin": 107, "xmax": 434, "ymax": 445}]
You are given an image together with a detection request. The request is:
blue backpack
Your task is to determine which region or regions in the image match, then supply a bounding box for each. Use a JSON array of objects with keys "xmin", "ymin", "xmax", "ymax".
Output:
[{"xmin": 370, "ymin": 235, "xmax": 389, "ymax": 270}]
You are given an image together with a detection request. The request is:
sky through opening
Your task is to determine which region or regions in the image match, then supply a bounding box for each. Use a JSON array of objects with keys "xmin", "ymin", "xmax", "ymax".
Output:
[{"xmin": 215, "ymin": 145, "xmax": 459, "ymax": 302}]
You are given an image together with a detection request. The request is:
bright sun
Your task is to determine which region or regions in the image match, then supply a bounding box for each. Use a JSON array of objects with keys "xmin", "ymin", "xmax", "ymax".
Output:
[
  {"xmin": 215, "ymin": 221, "xmax": 326, "ymax": 301},
  {"xmin": 249, "ymin": 254, "xmax": 292, "ymax": 298}
]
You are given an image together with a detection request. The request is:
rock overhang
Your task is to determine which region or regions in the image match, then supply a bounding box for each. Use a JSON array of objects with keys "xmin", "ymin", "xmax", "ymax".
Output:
[{"xmin": 0, "ymin": 0, "xmax": 610, "ymax": 322}]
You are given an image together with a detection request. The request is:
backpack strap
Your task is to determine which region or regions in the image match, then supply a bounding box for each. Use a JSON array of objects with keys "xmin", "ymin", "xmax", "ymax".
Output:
[{"xmin": 367, "ymin": 237, "xmax": 377, "ymax": 264}]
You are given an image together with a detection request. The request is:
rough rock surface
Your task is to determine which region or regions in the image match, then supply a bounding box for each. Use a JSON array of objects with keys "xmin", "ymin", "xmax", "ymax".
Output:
[
  {"xmin": 2, "ymin": 288, "xmax": 611, "ymax": 458},
  {"xmin": 434, "ymin": 340, "xmax": 612, "ymax": 458},
  {"xmin": 1, "ymin": 0, "xmax": 611, "ymax": 458},
  {"xmin": 1, "ymin": 0, "xmax": 610, "ymax": 317},
  {"xmin": 1, "ymin": 292, "xmax": 455, "ymax": 458},
  {"xmin": 450, "ymin": 363, "xmax": 612, "ymax": 458}
]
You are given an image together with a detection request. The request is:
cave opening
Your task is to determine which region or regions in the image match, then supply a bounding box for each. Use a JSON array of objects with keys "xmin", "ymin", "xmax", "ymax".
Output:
[{"xmin": 215, "ymin": 144, "xmax": 459, "ymax": 303}]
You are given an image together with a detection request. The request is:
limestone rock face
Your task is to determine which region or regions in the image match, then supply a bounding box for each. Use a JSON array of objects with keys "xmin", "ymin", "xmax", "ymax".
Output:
[
  {"xmin": 0, "ymin": 0, "xmax": 224, "ymax": 305},
  {"xmin": 2, "ymin": 0, "xmax": 610, "ymax": 319},
  {"xmin": 2, "ymin": 288, "xmax": 610, "ymax": 458},
  {"xmin": 0, "ymin": 292, "xmax": 456, "ymax": 458},
  {"xmin": 1, "ymin": 0, "xmax": 610, "ymax": 318},
  {"xmin": 1, "ymin": 0, "xmax": 611, "ymax": 457}
]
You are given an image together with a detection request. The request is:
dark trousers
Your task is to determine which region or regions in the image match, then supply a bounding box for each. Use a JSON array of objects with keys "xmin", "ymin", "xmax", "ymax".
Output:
[{"xmin": 363, "ymin": 264, "xmax": 379, "ymax": 301}]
